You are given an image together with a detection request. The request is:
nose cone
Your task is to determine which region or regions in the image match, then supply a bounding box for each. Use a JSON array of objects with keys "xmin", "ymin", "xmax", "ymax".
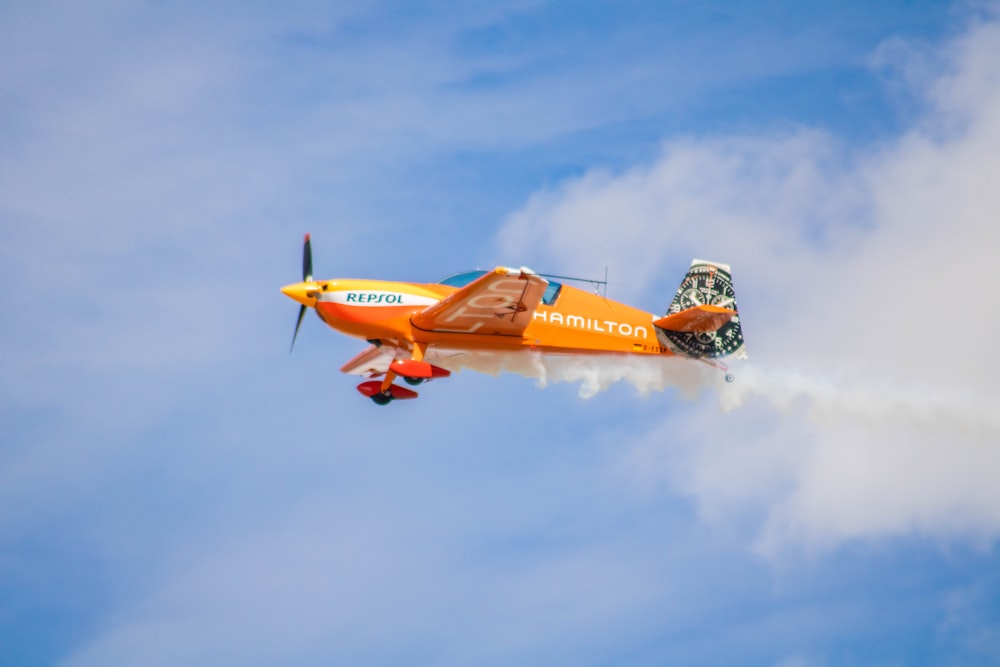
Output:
[{"xmin": 281, "ymin": 281, "xmax": 319, "ymax": 307}]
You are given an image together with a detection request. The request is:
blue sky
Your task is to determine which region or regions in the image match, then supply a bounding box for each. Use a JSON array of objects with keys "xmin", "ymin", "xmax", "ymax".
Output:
[{"xmin": 3, "ymin": 1, "xmax": 1000, "ymax": 665}]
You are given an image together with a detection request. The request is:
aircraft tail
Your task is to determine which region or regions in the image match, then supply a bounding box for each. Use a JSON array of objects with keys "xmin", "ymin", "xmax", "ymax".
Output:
[{"xmin": 654, "ymin": 259, "xmax": 747, "ymax": 359}]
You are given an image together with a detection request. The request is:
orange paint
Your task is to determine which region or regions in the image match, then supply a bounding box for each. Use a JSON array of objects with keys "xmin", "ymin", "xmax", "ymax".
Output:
[{"xmin": 282, "ymin": 256, "xmax": 746, "ymax": 402}]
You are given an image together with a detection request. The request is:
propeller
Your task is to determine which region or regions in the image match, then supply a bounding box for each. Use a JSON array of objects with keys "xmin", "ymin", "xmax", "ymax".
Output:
[
  {"xmin": 289, "ymin": 233, "xmax": 313, "ymax": 353},
  {"xmin": 302, "ymin": 233, "xmax": 313, "ymax": 282}
]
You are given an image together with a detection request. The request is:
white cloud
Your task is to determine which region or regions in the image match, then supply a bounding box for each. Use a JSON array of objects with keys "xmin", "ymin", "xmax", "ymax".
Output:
[
  {"xmin": 500, "ymin": 128, "xmax": 863, "ymax": 307},
  {"xmin": 499, "ymin": 13, "xmax": 1000, "ymax": 551}
]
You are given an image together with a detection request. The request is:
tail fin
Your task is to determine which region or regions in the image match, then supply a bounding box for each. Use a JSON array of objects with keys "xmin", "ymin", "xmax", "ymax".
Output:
[{"xmin": 654, "ymin": 259, "xmax": 747, "ymax": 359}]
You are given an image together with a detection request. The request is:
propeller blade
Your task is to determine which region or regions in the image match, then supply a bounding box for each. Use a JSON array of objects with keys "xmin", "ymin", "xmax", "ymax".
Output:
[
  {"xmin": 302, "ymin": 233, "xmax": 313, "ymax": 282},
  {"xmin": 290, "ymin": 304, "xmax": 307, "ymax": 353},
  {"xmin": 289, "ymin": 234, "xmax": 314, "ymax": 353}
]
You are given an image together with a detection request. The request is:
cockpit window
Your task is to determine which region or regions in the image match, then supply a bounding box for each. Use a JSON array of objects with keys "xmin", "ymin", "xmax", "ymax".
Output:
[
  {"xmin": 438, "ymin": 270, "xmax": 488, "ymax": 288},
  {"xmin": 437, "ymin": 270, "xmax": 562, "ymax": 305},
  {"xmin": 542, "ymin": 281, "xmax": 562, "ymax": 305}
]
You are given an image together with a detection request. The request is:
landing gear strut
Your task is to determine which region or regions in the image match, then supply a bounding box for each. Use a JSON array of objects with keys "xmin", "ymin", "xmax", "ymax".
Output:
[
  {"xmin": 698, "ymin": 357, "xmax": 735, "ymax": 383},
  {"xmin": 354, "ymin": 347, "xmax": 447, "ymax": 403}
]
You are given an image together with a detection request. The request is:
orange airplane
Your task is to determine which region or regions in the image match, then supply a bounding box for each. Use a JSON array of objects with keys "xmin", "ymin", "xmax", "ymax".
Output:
[{"xmin": 281, "ymin": 235, "xmax": 747, "ymax": 404}]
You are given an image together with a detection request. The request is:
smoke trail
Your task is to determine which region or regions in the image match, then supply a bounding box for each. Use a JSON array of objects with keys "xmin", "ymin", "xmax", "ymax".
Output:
[
  {"xmin": 433, "ymin": 349, "xmax": 725, "ymax": 398},
  {"xmin": 721, "ymin": 363, "xmax": 1000, "ymax": 438},
  {"xmin": 532, "ymin": 353, "xmax": 722, "ymax": 399},
  {"xmin": 435, "ymin": 349, "xmax": 1000, "ymax": 438}
]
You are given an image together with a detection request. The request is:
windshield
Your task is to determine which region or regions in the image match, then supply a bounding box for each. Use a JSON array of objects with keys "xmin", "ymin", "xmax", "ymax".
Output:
[{"xmin": 438, "ymin": 270, "xmax": 488, "ymax": 288}]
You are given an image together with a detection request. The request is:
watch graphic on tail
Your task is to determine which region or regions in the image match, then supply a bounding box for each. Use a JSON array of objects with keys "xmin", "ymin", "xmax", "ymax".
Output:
[{"xmin": 656, "ymin": 260, "xmax": 747, "ymax": 359}]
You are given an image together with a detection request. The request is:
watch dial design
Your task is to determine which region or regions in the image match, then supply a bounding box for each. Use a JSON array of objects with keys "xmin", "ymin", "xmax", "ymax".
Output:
[{"xmin": 656, "ymin": 261, "xmax": 746, "ymax": 359}]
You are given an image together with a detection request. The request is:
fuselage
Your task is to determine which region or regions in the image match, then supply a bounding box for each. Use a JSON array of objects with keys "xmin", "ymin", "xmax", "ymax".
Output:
[{"xmin": 282, "ymin": 274, "xmax": 674, "ymax": 357}]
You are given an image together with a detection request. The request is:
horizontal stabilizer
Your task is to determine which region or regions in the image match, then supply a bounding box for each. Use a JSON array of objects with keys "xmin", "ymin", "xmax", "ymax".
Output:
[{"xmin": 653, "ymin": 305, "xmax": 736, "ymax": 333}]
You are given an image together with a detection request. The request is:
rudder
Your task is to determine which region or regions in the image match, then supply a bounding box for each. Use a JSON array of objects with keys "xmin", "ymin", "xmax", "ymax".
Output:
[{"xmin": 655, "ymin": 259, "xmax": 747, "ymax": 359}]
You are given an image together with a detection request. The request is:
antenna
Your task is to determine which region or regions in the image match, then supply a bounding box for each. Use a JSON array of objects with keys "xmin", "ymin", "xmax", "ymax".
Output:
[{"xmin": 536, "ymin": 271, "xmax": 608, "ymax": 298}]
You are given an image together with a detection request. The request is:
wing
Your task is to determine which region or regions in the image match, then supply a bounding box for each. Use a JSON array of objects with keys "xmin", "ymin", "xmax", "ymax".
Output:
[
  {"xmin": 412, "ymin": 267, "xmax": 548, "ymax": 336},
  {"xmin": 339, "ymin": 344, "xmax": 397, "ymax": 377}
]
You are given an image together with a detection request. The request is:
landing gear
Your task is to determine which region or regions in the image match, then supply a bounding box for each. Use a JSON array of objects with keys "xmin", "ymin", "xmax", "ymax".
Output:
[
  {"xmin": 354, "ymin": 348, "xmax": 445, "ymax": 403},
  {"xmin": 389, "ymin": 359, "xmax": 450, "ymax": 380},
  {"xmin": 371, "ymin": 392, "xmax": 393, "ymax": 406},
  {"xmin": 356, "ymin": 380, "xmax": 419, "ymax": 403},
  {"xmin": 697, "ymin": 357, "xmax": 736, "ymax": 383}
]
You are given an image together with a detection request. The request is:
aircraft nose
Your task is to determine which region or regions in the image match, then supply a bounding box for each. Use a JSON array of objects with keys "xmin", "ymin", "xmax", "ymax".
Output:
[{"xmin": 281, "ymin": 281, "xmax": 318, "ymax": 307}]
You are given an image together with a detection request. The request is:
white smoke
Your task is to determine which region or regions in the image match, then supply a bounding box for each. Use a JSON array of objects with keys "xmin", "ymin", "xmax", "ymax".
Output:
[
  {"xmin": 431, "ymin": 348, "xmax": 721, "ymax": 399},
  {"xmin": 721, "ymin": 362, "xmax": 1000, "ymax": 440},
  {"xmin": 440, "ymin": 347, "xmax": 1000, "ymax": 442}
]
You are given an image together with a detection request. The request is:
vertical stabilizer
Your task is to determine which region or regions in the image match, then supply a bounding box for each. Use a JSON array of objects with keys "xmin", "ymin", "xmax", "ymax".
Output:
[{"xmin": 655, "ymin": 259, "xmax": 747, "ymax": 359}]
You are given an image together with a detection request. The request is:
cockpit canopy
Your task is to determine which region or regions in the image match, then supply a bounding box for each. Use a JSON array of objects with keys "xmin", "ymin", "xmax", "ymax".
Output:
[{"xmin": 437, "ymin": 270, "xmax": 562, "ymax": 305}]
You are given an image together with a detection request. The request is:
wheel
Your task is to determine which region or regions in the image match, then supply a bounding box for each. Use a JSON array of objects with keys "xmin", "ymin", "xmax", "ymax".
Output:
[
  {"xmin": 725, "ymin": 373, "xmax": 735, "ymax": 383},
  {"xmin": 371, "ymin": 392, "xmax": 393, "ymax": 405},
  {"xmin": 403, "ymin": 376, "xmax": 424, "ymax": 386}
]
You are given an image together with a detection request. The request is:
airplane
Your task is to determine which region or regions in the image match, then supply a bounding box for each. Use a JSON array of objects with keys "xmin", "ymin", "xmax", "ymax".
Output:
[{"xmin": 281, "ymin": 235, "xmax": 747, "ymax": 405}]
